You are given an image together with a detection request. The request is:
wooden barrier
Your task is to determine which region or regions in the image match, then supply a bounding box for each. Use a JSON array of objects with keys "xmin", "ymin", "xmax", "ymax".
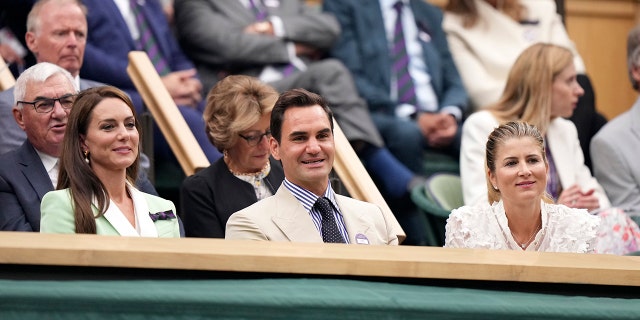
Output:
[
  {"xmin": 0, "ymin": 232, "xmax": 639, "ymax": 286},
  {"xmin": 127, "ymin": 51, "xmax": 209, "ymax": 176},
  {"xmin": 0, "ymin": 56, "xmax": 16, "ymax": 91}
]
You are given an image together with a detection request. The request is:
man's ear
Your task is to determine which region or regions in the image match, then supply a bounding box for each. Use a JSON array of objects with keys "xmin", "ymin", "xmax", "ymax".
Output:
[
  {"xmin": 632, "ymin": 64, "xmax": 640, "ymax": 85},
  {"xmin": 12, "ymin": 108, "xmax": 26, "ymax": 131},
  {"xmin": 25, "ymin": 31, "xmax": 38, "ymax": 55},
  {"xmin": 269, "ymin": 136, "xmax": 280, "ymax": 160}
]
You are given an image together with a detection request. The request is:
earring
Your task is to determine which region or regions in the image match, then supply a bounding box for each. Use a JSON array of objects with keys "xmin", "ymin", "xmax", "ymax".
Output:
[
  {"xmin": 84, "ymin": 150, "xmax": 90, "ymax": 164},
  {"xmin": 493, "ymin": 185, "xmax": 498, "ymax": 190}
]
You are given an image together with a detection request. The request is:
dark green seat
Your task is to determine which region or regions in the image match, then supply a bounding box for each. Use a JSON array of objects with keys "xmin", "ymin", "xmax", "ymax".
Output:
[{"xmin": 410, "ymin": 173, "xmax": 463, "ymax": 246}]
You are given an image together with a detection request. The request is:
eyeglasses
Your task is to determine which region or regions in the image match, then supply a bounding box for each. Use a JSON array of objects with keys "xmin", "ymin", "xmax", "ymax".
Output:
[
  {"xmin": 238, "ymin": 130, "xmax": 271, "ymax": 147},
  {"xmin": 17, "ymin": 94, "xmax": 76, "ymax": 114}
]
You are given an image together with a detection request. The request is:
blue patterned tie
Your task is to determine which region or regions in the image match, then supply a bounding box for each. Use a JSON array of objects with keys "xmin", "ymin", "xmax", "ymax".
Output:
[
  {"xmin": 391, "ymin": 1, "xmax": 418, "ymax": 108},
  {"xmin": 315, "ymin": 197, "xmax": 346, "ymax": 243},
  {"xmin": 129, "ymin": 0, "xmax": 170, "ymax": 75}
]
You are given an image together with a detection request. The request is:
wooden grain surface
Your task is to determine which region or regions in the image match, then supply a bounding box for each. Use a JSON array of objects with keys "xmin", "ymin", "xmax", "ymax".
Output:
[{"xmin": 1, "ymin": 232, "xmax": 639, "ymax": 286}]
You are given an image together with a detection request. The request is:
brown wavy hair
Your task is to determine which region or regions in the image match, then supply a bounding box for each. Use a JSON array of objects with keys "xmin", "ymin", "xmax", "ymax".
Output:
[{"xmin": 57, "ymin": 86, "xmax": 140, "ymax": 234}]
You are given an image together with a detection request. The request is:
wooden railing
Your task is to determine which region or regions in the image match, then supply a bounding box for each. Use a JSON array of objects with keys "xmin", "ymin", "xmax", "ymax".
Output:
[
  {"xmin": 0, "ymin": 232, "xmax": 639, "ymax": 286},
  {"xmin": 0, "ymin": 56, "xmax": 16, "ymax": 91},
  {"xmin": 127, "ymin": 51, "xmax": 209, "ymax": 176}
]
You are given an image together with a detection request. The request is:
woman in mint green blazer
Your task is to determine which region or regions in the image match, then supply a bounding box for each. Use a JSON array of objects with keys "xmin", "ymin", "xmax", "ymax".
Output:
[{"xmin": 40, "ymin": 86, "xmax": 180, "ymax": 237}]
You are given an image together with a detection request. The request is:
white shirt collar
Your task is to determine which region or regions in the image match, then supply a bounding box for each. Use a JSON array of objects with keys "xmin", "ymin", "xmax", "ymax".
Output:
[{"xmin": 35, "ymin": 149, "xmax": 59, "ymax": 186}]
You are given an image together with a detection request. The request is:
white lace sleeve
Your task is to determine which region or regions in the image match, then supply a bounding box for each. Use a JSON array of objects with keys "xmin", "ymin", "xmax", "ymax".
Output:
[{"xmin": 444, "ymin": 205, "xmax": 490, "ymax": 248}]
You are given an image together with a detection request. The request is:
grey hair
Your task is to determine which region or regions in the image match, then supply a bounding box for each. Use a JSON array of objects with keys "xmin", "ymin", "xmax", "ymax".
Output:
[
  {"xmin": 627, "ymin": 24, "xmax": 640, "ymax": 90},
  {"xmin": 14, "ymin": 62, "xmax": 78, "ymax": 107},
  {"xmin": 27, "ymin": 0, "xmax": 87, "ymax": 33}
]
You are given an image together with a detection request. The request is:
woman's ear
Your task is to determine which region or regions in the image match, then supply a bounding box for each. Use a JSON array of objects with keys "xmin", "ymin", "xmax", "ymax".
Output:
[
  {"xmin": 488, "ymin": 168, "xmax": 498, "ymax": 190},
  {"xmin": 80, "ymin": 135, "xmax": 87, "ymax": 152}
]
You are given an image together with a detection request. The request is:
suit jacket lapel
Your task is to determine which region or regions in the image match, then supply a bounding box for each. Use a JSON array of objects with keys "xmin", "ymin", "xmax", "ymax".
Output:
[
  {"xmin": 130, "ymin": 187, "xmax": 158, "ymax": 237},
  {"xmin": 335, "ymin": 195, "xmax": 370, "ymax": 244},
  {"xmin": 271, "ymin": 185, "xmax": 322, "ymax": 242},
  {"xmin": 364, "ymin": 0, "xmax": 391, "ymax": 89},
  {"xmin": 17, "ymin": 141, "xmax": 54, "ymax": 200},
  {"xmin": 410, "ymin": 0, "xmax": 441, "ymax": 94},
  {"xmin": 99, "ymin": 184, "xmax": 159, "ymax": 237},
  {"xmin": 103, "ymin": 0, "xmax": 137, "ymax": 49},
  {"xmin": 547, "ymin": 120, "xmax": 572, "ymax": 188}
]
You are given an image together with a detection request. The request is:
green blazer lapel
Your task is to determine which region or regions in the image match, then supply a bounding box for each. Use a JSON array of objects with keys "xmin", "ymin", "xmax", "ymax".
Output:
[
  {"xmin": 271, "ymin": 185, "xmax": 322, "ymax": 242},
  {"xmin": 143, "ymin": 192, "xmax": 180, "ymax": 238}
]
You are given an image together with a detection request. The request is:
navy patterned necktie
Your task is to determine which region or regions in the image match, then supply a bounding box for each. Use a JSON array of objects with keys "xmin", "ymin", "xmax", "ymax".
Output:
[
  {"xmin": 391, "ymin": 1, "xmax": 418, "ymax": 107},
  {"xmin": 314, "ymin": 197, "xmax": 346, "ymax": 243},
  {"xmin": 129, "ymin": 0, "xmax": 170, "ymax": 75}
]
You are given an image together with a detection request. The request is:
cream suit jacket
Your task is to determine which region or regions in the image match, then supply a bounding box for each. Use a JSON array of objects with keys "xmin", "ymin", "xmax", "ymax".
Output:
[
  {"xmin": 225, "ymin": 185, "xmax": 398, "ymax": 245},
  {"xmin": 460, "ymin": 110, "xmax": 610, "ymax": 207},
  {"xmin": 40, "ymin": 186, "xmax": 180, "ymax": 237}
]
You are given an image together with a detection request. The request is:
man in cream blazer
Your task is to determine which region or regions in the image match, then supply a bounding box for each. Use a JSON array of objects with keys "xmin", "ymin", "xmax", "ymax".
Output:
[{"xmin": 226, "ymin": 89, "xmax": 398, "ymax": 245}]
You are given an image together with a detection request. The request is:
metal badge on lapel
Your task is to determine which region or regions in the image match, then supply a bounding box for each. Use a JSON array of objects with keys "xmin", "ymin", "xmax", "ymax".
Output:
[{"xmin": 355, "ymin": 233, "xmax": 369, "ymax": 245}]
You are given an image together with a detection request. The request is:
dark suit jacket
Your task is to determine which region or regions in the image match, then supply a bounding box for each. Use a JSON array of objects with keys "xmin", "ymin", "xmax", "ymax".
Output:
[
  {"xmin": 180, "ymin": 157, "xmax": 284, "ymax": 238},
  {"xmin": 0, "ymin": 140, "xmax": 53, "ymax": 231},
  {"xmin": 324, "ymin": 0, "xmax": 468, "ymax": 115},
  {"xmin": 80, "ymin": 0, "xmax": 197, "ymax": 112}
]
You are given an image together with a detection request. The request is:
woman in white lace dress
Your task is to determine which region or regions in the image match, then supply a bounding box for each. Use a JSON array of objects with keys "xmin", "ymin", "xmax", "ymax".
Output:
[{"xmin": 445, "ymin": 121, "xmax": 600, "ymax": 252}]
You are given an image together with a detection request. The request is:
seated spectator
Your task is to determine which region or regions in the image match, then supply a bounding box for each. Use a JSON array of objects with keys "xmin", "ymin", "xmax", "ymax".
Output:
[
  {"xmin": 446, "ymin": 121, "xmax": 600, "ymax": 252},
  {"xmin": 175, "ymin": 0, "xmax": 428, "ymax": 245},
  {"xmin": 460, "ymin": 43, "xmax": 609, "ymax": 211},
  {"xmin": 40, "ymin": 86, "xmax": 180, "ymax": 237},
  {"xmin": 181, "ymin": 75, "xmax": 284, "ymax": 238},
  {"xmin": 0, "ymin": 62, "xmax": 155, "ymax": 231},
  {"xmin": 80, "ymin": 0, "xmax": 221, "ymax": 163},
  {"xmin": 591, "ymin": 24, "xmax": 640, "ymax": 213},
  {"xmin": 443, "ymin": 0, "xmax": 606, "ymax": 169},
  {"xmin": 226, "ymin": 89, "xmax": 398, "ymax": 245},
  {"xmin": 323, "ymin": 0, "xmax": 468, "ymax": 172},
  {"xmin": 0, "ymin": 0, "xmax": 104, "ymax": 155}
]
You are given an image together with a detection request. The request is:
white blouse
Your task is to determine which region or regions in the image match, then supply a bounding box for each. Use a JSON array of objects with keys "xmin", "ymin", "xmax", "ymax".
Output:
[{"xmin": 444, "ymin": 200, "xmax": 599, "ymax": 253}]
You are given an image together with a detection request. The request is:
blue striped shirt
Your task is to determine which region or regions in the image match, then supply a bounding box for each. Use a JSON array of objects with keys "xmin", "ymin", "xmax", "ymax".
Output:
[{"xmin": 283, "ymin": 178, "xmax": 350, "ymax": 243}]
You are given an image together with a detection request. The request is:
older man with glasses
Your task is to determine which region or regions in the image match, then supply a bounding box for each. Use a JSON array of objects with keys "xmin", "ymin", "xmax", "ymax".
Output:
[{"xmin": 0, "ymin": 62, "xmax": 157, "ymax": 232}]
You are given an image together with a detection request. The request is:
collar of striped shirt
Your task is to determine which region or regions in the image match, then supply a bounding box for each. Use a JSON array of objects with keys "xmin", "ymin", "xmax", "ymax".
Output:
[
  {"xmin": 283, "ymin": 178, "xmax": 350, "ymax": 243},
  {"xmin": 283, "ymin": 178, "xmax": 339, "ymax": 213}
]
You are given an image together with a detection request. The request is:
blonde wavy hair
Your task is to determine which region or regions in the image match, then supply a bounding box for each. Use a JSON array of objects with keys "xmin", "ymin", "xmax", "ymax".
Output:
[{"xmin": 203, "ymin": 75, "xmax": 278, "ymax": 152}]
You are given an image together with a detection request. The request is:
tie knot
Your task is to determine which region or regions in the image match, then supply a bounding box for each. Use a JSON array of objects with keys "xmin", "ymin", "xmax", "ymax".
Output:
[
  {"xmin": 393, "ymin": 1, "xmax": 404, "ymax": 12},
  {"xmin": 314, "ymin": 197, "xmax": 333, "ymax": 218}
]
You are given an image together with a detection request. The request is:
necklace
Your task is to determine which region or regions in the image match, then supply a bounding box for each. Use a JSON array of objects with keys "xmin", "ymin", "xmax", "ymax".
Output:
[{"xmin": 510, "ymin": 220, "xmax": 542, "ymax": 249}]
